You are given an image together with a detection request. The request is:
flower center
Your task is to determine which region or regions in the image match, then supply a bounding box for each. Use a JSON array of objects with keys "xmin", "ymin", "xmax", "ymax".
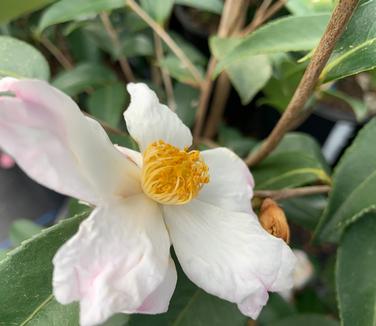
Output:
[{"xmin": 141, "ymin": 140, "xmax": 209, "ymax": 205}]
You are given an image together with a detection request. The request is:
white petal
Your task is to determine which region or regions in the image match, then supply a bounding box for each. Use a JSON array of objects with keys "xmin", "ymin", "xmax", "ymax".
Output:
[
  {"xmin": 198, "ymin": 148, "xmax": 254, "ymax": 213},
  {"xmin": 0, "ymin": 78, "xmax": 141, "ymax": 205},
  {"xmin": 164, "ymin": 200, "xmax": 296, "ymax": 319},
  {"xmin": 53, "ymin": 194, "xmax": 174, "ymax": 326},
  {"xmin": 124, "ymin": 83, "xmax": 192, "ymax": 151},
  {"xmin": 115, "ymin": 145, "xmax": 143, "ymax": 168}
]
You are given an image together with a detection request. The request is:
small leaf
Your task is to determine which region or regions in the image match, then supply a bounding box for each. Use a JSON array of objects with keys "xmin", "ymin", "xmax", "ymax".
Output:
[
  {"xmin": 210, "ymin": 37, "xmax": 272, "ymax": 105},
  {"xmin": 0, "ymin": 212, "xmax": 87, "ymax": 324},
  {"xmin": 0, "ymin": 0, "xmax": 54, "ymax": 24},
  {"xmin": 175, "ymin": 0, "xmax": 223, "ymax": 14},
  {"xmin": 286, "ymin": 0, "xmax": 334, "ymax": 15},
  {"xmin": 88, "ymin": 82, "xmax": 128, "ymax": 128},
  {"xmin": 174, "ymin": 83, "xmax": 199, "ymax": 128},
  {"xmin": 315, "ymin": 117, "xmax": 376, "ymax": 242},
  {"xmin": 0, "ymin": 36, "xmax": 50, "ymax": 80},
  {"xmin": 336, "ymin": 212, "xmax": 376, "ymax": 326},
  {"xmin": 214, "ymin": 14, "xmax": 330, "ymax": 76},
  {"xmin": 321, "ymin": 0, "xmax": 376, "ymax": 82},
  {"xmin": 269, "ymin": 314, "xmax": 339, "ymax": 326},
  {"xmin": 52, "ymin": 62, "xmax": 117, "ymax": 96},
  {"xmin": 140, "ymin": 0, "xmax": 174, "ymax": 25},
  {"xmin": 218, "ymin": 125, "xmax": 257, "ymax": 157},
  {"xmin": 38, "ymin": 0, "xmax": 124, "ymax": 33},
  {"xmin": 10, "ymin": 219, "xmax": 43, "ymax": 247},
  {"xmin": 252, "ymin": 133, "xmax": 331, "ymax": 190}
]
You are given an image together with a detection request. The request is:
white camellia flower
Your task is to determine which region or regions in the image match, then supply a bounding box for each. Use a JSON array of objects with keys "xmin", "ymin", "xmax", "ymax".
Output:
[{"xmin": 0, "ymin": 78, "xmax": 296, "ymax": 326}]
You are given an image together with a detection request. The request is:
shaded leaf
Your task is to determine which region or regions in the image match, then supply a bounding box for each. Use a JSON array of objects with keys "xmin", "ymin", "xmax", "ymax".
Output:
[
  {"xmin": 258, "ymin": 293, "xmax": 296, "ymax": 325},
  {"xmin": 52, "ymin": 62, "xmax": 117, "ymax": 96},
  {"xmin": 269, "ymin": 314, "xmax": 339, "ymax": 326},
  {"xmin": 0, "ymin": 36, "xmax": 50, "ymax": 80},
  {"xmin": 174, "ymin": 83, "xmax": 199, "ymax": 128},
  {"xmin": 315, "ymin": 117, "xmax": 376, "ymax": 242},
  {"xmin": 252, "ymin": 133, "xmax": 331, "ymax": 190},
  {"xmin": 336, "ymin": 212, "xmax": 376, "ymax": 326},
  {"xmin": 175, "ymin": 0, "xmax": 223, "ymax": 14},
  {"xmin": 218, "ymin": 125, "xmax": 257, "ymax": 157},
  {"xmin": 140, "ymin": 0, "xmax": 174, "ymax": 24},
  {"xmin": 286, "ymin": 0, "xmax": 334, "ymax": 15},
  {"xmin": 214, "ymin": 14, "xmax": 330, "ymax": 76}
]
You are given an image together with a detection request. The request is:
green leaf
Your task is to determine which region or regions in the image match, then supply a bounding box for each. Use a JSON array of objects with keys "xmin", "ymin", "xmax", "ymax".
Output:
[
  {"xmin": 52, "ymin": 63, "xmax": 117, "ymax": 96},
  {"xmin": 0, "ymin": 212, "xmax": 87, "ymax": 324},
  {"xmin": 315, "ymin": 117, "xmax": 376, "ymax": 242},
  {"xmin": 174, "ymin": 83, "xmax": 199, "ymax": 128},
  {"xmin": 286, "ymin": 0, "xmax": 334, "ymax": 15},
  {"xmin": 336, "ymin": 212, "xmax": 376, "ymax": 326},
  {"xmin": 160, "ymin": 55, "xmax": 204, "ymax": 86},
  {"xmin": 210, "ymin": 37, "xmax": 272, "ymax": 105},
  {"xmin": 175, "ymin": 0, "xmax": 223, "ymax": 14},
  {"xmin": 88, "ymin": 82, "xmax": 128, "ymax": 128},
  {"xmin": 0, "ymin": 36, "xmax": 50, "ymax": 80},
  {"xmin": 269, "ymin": 314, "xmax": 339, "ymax": 326},
  {"xmin": 218, "ymin": 125, "xmax": 257, "ymax": 157},
  {"xmin": 214, "ymin": 14, "xmax": 330, "ymax": 76},
  {"xmin": 128, "ymin": 264, "xmax": 247, "ymax": 325},
  {"xmin": 38, "ymin": 0, "xmax": 124, "ymax": 33},
  {"xmin": 280, "ymin": 195, "xmax": 327, "ymax": 230},
  {"xmin": 323, "ymin": 89, "xmax": 369, "ymax": 122},
  {"xmin": 10, "ymin": 219, "xmax": 43, "ymax": 247},
  {"xmin": 258, "ymin": 293, "xmax": 296, "ymax": 325},
  {"xmin": 140, "ymin": 0, "xmax": 174, "ymax": 25},
  {"xmin": 0, "ymin": 0, "xmax": 55, "ymax": 24},
  {"xmin": 321, "ymin": 0, "xmax": 376, "ymax": 82},
  {"xmin": 252, "ymin": 133, "xmax": 331, "ymax": 190}
]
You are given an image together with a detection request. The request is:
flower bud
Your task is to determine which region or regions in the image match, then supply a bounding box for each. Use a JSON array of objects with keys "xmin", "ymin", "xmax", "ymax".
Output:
[{"xmin": 258, "ymin": 198, "xmax": 290, "ymax": 243}]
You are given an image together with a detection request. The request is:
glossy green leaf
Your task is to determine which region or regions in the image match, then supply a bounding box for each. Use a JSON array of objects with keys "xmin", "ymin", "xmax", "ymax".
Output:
[
  {"xmin": 321, "ymin": 0, "xmax": 376, "ymax": 82},
  {"xmin": 336, "ymin": 212, "xmax": 376, "ymax": 326},
  {"xmin": 286, "ymin": 0, "xmax": 334, "ymax": 15},
  {"xmin": 174, "ymin": 83, "xmax": 199, "ymax": 128},
  {"xmin": 52, "ymin": 63, "xmax": 117, "ymax": 96},
  {"xmin": 88, "ymin": 82, "xmax": 128, "ymax": 128},
  {"xmin": 210, "ymin": 37, "xmax": 272, "ymax": 105},
  {"xmin": 175, "ymin": 0, "xmax": 223, "ymax": 14},
  {"xmin": 269, "ymin": 314, "xmax": 339, "ymax": 326},
  {"xmin": 252, "ymin": 133, "xmax": 331, "ymax": 190},
  {"xmin": 0, "ymin": 213, "xmax": 87, "ymax": 324},
  {"xmin": 0, "ymin": 0, "xmax": 55, "ymax": 23},
  {"xmin": 214, "ymin": 14, "xmax": 330, "ymax": 76},
  {"xmin": 280, "ymin": 195, "xmax": 327, "ymax": 230},
  {"xmin": 140, "ymin": 0, "xmax": 174, "ymax": 24},
  {"xmin": 38, "ymin": 0, "xmax": 124, "ymax": 33},
  {"xmin": 218, "ymin": 125, "xmax": 257, "ymax": 158},
  {"xmin": 0, "ymin": 36, "xmax": 50, "ymax": 80},
  {"xmin": 10, "ymin": 219, "xmax": 43, "ymax": 247},
  {"xmin": 323, "ymin": 89, "xmax": 368, "ymax": 122},
  {"xmin": 315, "ymin": 117, "xmax": 376, "ymax": 242},
  {"xmin": 128, "ymin": 264, "xmax": 247, "ymax": 325}
]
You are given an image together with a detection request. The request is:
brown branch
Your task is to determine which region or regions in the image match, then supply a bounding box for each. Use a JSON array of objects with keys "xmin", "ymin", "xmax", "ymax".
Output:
[
  {"xmin": 153, "ymin": 32, "xmax": 176, "ymax": 111},
  {"xmin": 245, "ymin": 0, "xmax": 359, "ymax": 167},
  {"xmin": 126, "ymin": 0, "xmax": 204, "ymax": 87},
  {"xmin": 100, "ymin": 13, "xmax": 136, "ymax": 82},
  {"xmin": 39, "ymin": 35, "xmax": 73, "ymax": 70},
  {"xmin": 254, "ymin": 185, "xmax": 331, "ymax": 201}
]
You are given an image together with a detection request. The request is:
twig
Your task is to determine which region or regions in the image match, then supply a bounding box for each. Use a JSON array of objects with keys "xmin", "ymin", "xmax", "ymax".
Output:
[
  {"xmin": 153, "ymin": 32, "xmax": 176, "ymax": 111},
  {"xmin": 193, "ymin": 0, "xmax": 249, "ymax": 143},
  {"xmin": 126, "ymin": 0, "xmax": 204, "ymax": 87},
  {"xmin": 100, "ymin": 13, "xmax": 135, "ymax": 82},
  {"xmin": 254, "ymin": 185, "xmax": 331, "ymax": 201},
  {"xmin": 245, "ymin": 0, "xmax": 359, "ymax": 167},
  {"xmin": 38, "ymin": 35, "xmax": 73, "ymax": 70}
]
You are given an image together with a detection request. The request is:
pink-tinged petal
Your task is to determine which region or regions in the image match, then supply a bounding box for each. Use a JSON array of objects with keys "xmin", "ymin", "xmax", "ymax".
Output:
[
  {"xmin": 0, "ymin": 78, "xmax": 141, "ymax": 204},
  {"xmin": 115, "ymin": 145, "xmax": 143, "ymax": 168},
  {"xmin": 164, "ymin": 200, "xmax": 296, "ymax": 319},
  {"xmin": 124, "ymin": 83, "xmax": 192, "ymax": 152},
  {"xmin": 53, "ymin": 194, "xmax": 174, "ymax": 326},
  {"xmin": 198, "ymin": 148, "xmax": 254, "ymax": 214},
  {"xmin": 0, "ymin": 151, "xmax": 15, "ymax": 169}
]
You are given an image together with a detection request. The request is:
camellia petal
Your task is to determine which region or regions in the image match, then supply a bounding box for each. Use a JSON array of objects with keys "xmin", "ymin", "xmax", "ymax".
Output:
[
  {"xmin": 124, "ymin": 83, "xmax": 192, "ymax": 151},
  {"xmin": 198, "ymin": 148, "xmax": 254, "ymax": 213},
  {"xmin": 164, "ymin": 199, "xmax": 296, "ymax": 319},
  {"xmin": 53, "ymin": 194, "xmax": 174, "ymax": 326},
  {"xmin": 0, "ymin": 78, "xmax": 141, "ymax": 204}
]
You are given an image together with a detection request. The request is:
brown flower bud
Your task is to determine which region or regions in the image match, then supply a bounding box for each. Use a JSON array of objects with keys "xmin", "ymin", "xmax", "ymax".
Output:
[{"xmin": 258, "ymin": 198, "xmax": 290, "ymax": 243}]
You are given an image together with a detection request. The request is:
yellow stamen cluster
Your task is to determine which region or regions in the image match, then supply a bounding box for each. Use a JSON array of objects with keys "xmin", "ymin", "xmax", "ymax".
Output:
[{"xmin": 141, "ymin": 140, "xmax": 209, "ymax": 205}]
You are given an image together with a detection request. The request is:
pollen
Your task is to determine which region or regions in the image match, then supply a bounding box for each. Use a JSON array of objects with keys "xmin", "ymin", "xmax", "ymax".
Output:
[{"xmin": 141, "ymin": 140, "xmax": 209, "ymax": 205}]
